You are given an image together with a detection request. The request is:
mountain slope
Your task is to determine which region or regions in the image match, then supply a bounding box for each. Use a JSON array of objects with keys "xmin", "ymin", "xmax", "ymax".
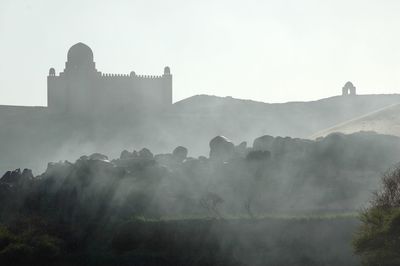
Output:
[
  {"xmin": 311, "ymin": 103, "xmax": 400, "ymax": 139},
  {"xmin": 172, "ymin": 94, "xmax": 400, "ymax": 138}
]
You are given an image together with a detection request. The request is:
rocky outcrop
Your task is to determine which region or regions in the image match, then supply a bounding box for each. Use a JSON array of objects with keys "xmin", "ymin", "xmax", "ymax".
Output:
[
  {"xmin": 172, "ymin": 146, "xmax": 188, "ymax": 162},
  {"xmin": 209, "ymin": 136, "xmax": 235, "ymax": 161},
  {"xmin": 0, "ymin": 168, "xmax": 34, "ymax": 184}
]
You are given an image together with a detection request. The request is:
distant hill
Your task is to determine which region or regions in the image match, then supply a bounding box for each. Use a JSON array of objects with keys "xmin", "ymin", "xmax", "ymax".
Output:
[
  {"xmin": 311, "ymin": 103, "xmax": 400, "ymax": 139},
  {"xmin": 172, "ymin": 94, "xmax": 400, "ymax": 139}
]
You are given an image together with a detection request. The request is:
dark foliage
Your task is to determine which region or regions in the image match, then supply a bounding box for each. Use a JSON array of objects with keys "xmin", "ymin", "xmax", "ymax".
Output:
[
  {"xmin": 353, "ymin": 166, "xmax": 400, "ymax": 266},
  {"xmin": 0, "ymin": 132, "xmax": 398, "ymax": 265}
]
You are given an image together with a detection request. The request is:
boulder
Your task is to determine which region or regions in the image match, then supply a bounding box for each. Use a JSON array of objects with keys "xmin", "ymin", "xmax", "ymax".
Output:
[
  {"xmin": 120, "ymin": 150, "xmax": 131, "ymax": 160},
  {"xmin": 89, "ymin": 153, "xmax": 109, "ymax": 161},
  {"xmin": 0, "ymin": 169, "xmax": 21, "ymax": 183},
  {"xmin": 172, "ymin": 146, "xmax": 188, "ymax": 162},
  {"xmin": 253, "ymin": 135, "xmax": 274, "ymax": 151},
  {"xmin": 235, "ymin": 141, "xmax": 248, "ymax": 156},
  {"xmin": 209, "ymin": 136, "xmax": 235, "ymax": 161},
  {"xmin": 139, "ymin": 148, "xmax": 153, "ymax": 160},
  {"xmin": 0, "ymin": 168, "xmax": 34, "ymax": 184}
]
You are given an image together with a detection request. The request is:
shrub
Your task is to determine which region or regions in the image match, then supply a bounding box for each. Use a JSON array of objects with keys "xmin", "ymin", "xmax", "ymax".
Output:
[
  {"xmin": 0, "ymin": 222, "xmax": 63, "ymax": 265},
  {"xmin": 353, "ymin": 166, "xmax": 400, "ymax": 265}
]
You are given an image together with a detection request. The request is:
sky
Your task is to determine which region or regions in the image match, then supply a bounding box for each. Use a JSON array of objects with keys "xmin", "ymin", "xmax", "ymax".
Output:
[{"xmin": 1, "ymin": 0, "xmax": 400, "ymax": 106}]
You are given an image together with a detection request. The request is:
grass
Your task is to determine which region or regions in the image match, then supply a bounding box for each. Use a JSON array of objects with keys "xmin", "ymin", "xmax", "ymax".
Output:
[{"xmin": 152, "ymin": 211, "xmax": 359, "ymax": 222}]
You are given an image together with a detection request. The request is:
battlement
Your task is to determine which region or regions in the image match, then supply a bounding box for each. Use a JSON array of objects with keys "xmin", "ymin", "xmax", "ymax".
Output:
[
  {"xmin": 48, "ymin": 72, "xmax": 170, "ymax": 80},
  {"xmin": 100, "ymin": 73, "xmax": 166, "ymax": 79},
  {"xmin": 101, "ymin": 73, "xmax": 130, "ymax": 78},
  {"xmin": 136, "ymin": 74, "xmax": 165, "ymax": 79}
]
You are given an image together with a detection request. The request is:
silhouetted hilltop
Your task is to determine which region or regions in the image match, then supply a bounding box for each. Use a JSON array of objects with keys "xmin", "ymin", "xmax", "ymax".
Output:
[{"xmin": 173, "ymin": 94, "xmax": 400, "ymax": 137}]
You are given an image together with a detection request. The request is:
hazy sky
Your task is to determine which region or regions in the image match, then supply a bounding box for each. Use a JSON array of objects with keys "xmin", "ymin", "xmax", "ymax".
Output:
[{"xmin": 1, "ymin": 0, "xmax": 400, "ymax": 106}]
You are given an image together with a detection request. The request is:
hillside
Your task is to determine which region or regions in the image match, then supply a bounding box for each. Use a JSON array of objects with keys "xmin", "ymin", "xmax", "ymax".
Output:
[
  {"xmin": 2, "ymin": 93, "xmax": 400, "ymax": 174},
  {"xmin": 311, "ymin": 103, "xmax": 400, "ymax": 139},
  {"xmin": 172, "ymin": 93, "xmax": 400, "ymax": 139}
]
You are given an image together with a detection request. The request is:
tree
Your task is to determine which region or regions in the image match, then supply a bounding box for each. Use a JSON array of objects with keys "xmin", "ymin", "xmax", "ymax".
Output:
[
  {"xmin": 199, "ymin": 192, "xmax": 224, "ymax": 219},
  {"xmin": 353, "ymin": 166, "xmax": 400, "ymax": 266}
]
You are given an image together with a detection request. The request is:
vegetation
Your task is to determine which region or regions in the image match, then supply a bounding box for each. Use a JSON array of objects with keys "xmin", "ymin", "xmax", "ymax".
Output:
[
  {"xmin": 0, "ymin": 132, "xmax": 398, "ymax": 265},
  {"xmin": 0, "ymin": 217, "xmax": 63, "ymax": 265},
  {"xmin": 353, "ymin": 167, "xmax": 400, "ymax": 266}
]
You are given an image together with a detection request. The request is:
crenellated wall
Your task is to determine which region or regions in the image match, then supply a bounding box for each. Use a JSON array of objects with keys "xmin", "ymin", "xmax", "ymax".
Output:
[{"xmin": 100, "ymin": 73, "xmax": 164, "ymax": 79}]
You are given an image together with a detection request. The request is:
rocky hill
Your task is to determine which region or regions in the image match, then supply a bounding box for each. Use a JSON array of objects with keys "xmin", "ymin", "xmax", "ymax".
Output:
[{"xmin": 2, "ymin": 93, "xmax": 400, "ymax": 174}]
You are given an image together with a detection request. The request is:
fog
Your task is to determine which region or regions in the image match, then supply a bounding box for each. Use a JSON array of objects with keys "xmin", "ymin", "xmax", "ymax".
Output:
[
  {"xmin": 2, "ymin": 92, "xmax": 400, "ymax": 175},
  {"xmin": 2, "ymin": 1, "xmax": 400, "ymax": 265},
  {"xmin": 2, "ymin": 85, "xmax": 400, "ymax": 265},
  {"xmin": 1, "ymin": 131, "xmax": 396, "ymax": 265}
]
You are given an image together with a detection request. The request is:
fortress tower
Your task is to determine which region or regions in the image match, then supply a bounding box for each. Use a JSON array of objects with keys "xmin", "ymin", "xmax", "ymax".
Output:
[{"xmin": 47, "ymin": 43, "xmax": 172, "ymax": 115}]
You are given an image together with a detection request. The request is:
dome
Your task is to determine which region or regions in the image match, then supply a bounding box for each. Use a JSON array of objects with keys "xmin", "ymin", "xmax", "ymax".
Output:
[
  {"xmin": 67, "ymin": 42, "xmax": 94, "ymax": 65},
  {"xmin": 344, "ymin": 81, "xmax": 355, "ymax": 88}
]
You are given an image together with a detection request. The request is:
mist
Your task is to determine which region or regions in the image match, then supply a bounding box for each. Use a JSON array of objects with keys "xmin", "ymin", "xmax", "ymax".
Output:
[
  {"xmin": 1, "ymin": 131, "xmax": 392, "ymax": 265},
  {"xmin": 2, "ymin": 1, "xmax": 400, "ymax": 265}
]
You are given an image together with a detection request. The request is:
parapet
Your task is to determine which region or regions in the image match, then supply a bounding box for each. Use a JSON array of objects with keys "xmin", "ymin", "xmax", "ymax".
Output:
[
  {"xmin": 101, "ymin": 73, "xmax": 130, "ymax": 77},
  {"xmin": 136, "ymin": 74, "xmax": 164, "ymax": 79},
  {"xmin": 94, "ymin": 66, "xmax": 170, "ymax": 80},
  {"xmin": 100, "ymin": 73, "xmax": 164, "ymax": 79}
]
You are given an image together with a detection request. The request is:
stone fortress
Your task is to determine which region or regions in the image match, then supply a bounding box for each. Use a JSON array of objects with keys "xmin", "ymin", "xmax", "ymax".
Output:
[{"xmin": 48, "ymin": 42, "xmax": 172, "ymax": 114}]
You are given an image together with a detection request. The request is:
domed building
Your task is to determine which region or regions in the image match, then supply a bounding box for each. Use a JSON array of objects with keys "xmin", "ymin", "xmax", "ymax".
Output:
[{"xmin": 47, "ymin": 42, "xmax": 172, "ymax": 115}]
